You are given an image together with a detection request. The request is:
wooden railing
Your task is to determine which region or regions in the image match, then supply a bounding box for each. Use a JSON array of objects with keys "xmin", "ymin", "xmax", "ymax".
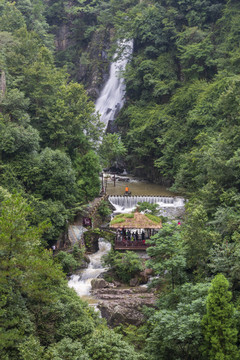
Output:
[{"xmin": 114, "ymin": 239, "xmax": 150, "ymax": 250}]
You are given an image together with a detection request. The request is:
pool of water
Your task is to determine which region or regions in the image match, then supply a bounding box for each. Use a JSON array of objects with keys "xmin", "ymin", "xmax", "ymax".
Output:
[{"xmin": 104, "ymin": 175, "xmax": 175, "ymax": 196}]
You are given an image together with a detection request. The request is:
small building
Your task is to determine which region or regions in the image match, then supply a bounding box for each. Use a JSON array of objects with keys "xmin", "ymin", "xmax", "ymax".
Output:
[{"xmin": 110, "ymin": 211, "xmax": 162, "ymax": 250}]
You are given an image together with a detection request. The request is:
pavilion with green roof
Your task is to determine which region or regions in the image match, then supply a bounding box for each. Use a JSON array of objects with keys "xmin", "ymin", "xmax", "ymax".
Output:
[{"xmin": 110, "ymin": 211, "xmax": 162, "ymax": 250}]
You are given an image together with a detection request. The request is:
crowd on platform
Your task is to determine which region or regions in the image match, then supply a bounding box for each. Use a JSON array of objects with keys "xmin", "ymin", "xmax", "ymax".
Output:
[{"xmin": 115, "ymin": 228, "xmax": 149, "ymax": 246}]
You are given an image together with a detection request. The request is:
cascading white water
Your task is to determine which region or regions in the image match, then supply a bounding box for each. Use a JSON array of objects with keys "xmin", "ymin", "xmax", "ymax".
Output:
[
  {"xmin": 108, "ymin": 195, "xmax": 185, "ymax": 212},
  {"xmin": 68, "ymin": 239, "xmax": 111, "ymax": 299},
  {"xmin": 108, "ymin": 195, "xmax": 186, "ymax": 219},
  {"xmin": 95, "ymin": 40, "xmax": 133, "ymax": 129}
]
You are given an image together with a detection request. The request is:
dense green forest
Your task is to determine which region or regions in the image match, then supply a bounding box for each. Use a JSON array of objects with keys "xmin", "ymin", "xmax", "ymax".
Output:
[{"xmin": 1, "ymin": 0, "xmax": 240, "ymax": 359}]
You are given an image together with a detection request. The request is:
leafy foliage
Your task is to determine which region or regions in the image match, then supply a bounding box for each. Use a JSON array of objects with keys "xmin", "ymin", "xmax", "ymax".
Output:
[
  {"xmin": 2, "ymin": 0, "xmax": 240, "ymax": 359},
  {"xmin": 147, "ymin": 222, "xmax": 186, "ymax": 290},
  {"xmin": 136, "ymin": 201, "xmax": 159, "ymax": 216},
  {"xmin": 55, "ymin": 251, "xmax": 79, "ymax": 274},
  {"xmin": 99, "ymin": 133, "xmax": 127, "ymax": 168},
  {"xmin": 0, "ymin": 193, "xmax": 140, "ymax": 359},
  {"xmin": 103, "ymin": 250, "xmax": 143, "ymax": 283},
  {"xmin": 85, "ymin": 328, "xmax": 142, "ymax": 360},
  {"xmin": 201, "ymin": 274, "xmax": 239, "ymax": 360},
  {"xmin": 97, "ymin": 200, "xmax": 112, "ymax": 219},
  {"xmin": 146, "ymin": 282, "xmax": 210, "ymax": 360},
  {"xmin": 0, "ymin": 0, "xmax": 102, "ymax": 244}
]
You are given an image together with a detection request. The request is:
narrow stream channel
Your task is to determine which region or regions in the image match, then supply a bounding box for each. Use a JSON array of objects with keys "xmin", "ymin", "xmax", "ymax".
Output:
[{"xmin": 68, "ymin": 239, "xmax": 111, "ymax": 306}]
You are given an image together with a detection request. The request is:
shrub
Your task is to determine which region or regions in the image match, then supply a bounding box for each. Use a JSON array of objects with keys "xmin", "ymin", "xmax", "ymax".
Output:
[
  {"xmin": 103, "ymin": 250, "xmax": 143, "ymax": 283},
  {"xmin": 136, "ymin": 202, "xmax": 159, "ymax": 215},
  {"xmin": 55, "ymin": 251, "xmax": 78, "ymax": 274},
  {"xmin": 98, "ymin": 200, "xmax": 112, "ymax": 219},
  {"xmin": 72, "ymin": 243, "xmax": 85, "ymax": 261}
]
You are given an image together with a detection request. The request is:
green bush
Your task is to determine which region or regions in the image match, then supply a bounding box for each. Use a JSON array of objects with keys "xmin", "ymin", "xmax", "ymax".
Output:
[
  {"xmin": 136, "ymin": 202, "xmax": 159, "ymax": 215},
  {"xmin": 55, "ymin": 251, "xmax": 78, "ymax": 274},
  {"xmin": 85, "ymin": 328, "xmax": 141, "ymax": 360},
  {"xmin": 103, "ymin": 250, "xmax": 143, "ymax": 283},
  {"xmin": 98, "ymin": 200, "xmax": 112, "ymax": 219},
  {"xmin": 72, "ymin": 243, "xmax": 85, "ymax": 261}
]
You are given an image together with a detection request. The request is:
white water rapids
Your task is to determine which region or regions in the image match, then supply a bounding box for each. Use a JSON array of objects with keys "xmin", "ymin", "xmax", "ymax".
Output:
[
  {"xmin": 108, "ymin": 195, "xmax": 186, "ymax": 218},
  {"xmin": 68, "ymin": 239, "xmax": 111, "ymax": 302},
  {"xmin": 95, "ymin": 40, "xmax": 133, "ymax": 129}
]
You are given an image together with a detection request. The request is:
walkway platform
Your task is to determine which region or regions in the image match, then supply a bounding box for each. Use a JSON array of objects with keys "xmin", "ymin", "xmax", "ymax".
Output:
[{"xmin": 114, "ymin": 246, "xmax": 150, "ymax": 251}]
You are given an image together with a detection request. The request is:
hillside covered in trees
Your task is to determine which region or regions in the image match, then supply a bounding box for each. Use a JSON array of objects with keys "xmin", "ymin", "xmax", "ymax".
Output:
[{"xmin": 1, "ymin": 0, "xmax": 240, "ymax": 359}]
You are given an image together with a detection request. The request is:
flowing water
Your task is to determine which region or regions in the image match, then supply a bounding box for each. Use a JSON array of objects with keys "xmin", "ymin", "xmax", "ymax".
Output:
[
  {"xmin": 109, "ymin": 195, "xmax": 184, "ymax": 209},
  {"xmin": 68, "ymin": 239, "xmax": 111, "ymax": 304},
  {"xmin": 109, "ymin": 195, "xmax": 185, "ymax": 218},
  {"xmin": 103, "ymin": 175, "xmax": 185, "ymax": 217},
  {"xmin": 95, "ymin": 40, "xmax": 133, "ymax": 129}
]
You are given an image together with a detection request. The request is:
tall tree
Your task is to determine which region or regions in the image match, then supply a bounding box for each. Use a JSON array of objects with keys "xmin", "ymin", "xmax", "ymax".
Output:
[
  {"xmin": 201, "ymin": 274, "xmax": 239, "ymax": 360},
  {"xmin": 99, "ymin": 133, "xmax": 127, "ymax": 168},
  {"xmin": 182, "ymin": 202, "xmax": 220, "ymax": 277},
  {"xmin": 147, "ymin": 222, "xmax": 186, "ymax": 290}
]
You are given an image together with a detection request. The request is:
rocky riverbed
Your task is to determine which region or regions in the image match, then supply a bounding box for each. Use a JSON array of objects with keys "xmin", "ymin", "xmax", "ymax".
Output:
[{"xmin": 91, "ymin": 279, "xmax": 156, "ymax": 327}]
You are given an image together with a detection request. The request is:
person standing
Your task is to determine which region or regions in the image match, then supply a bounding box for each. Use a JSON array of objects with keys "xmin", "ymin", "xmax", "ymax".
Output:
[
  {"xmin": 135, "ymin": 231, "xmax": 139, "ymax": 242},
  {"xmin": 127, "ymin": 229, "xmax": 131, "ymax": 245},
  {"xmin": 131, "ymin": 233, "xmax": 134, "ymax": 245}
]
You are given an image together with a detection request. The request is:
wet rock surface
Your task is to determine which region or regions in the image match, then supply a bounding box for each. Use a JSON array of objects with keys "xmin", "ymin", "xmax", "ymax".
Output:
[
  {"xmin": 92, "ymin": 286, "xmax": 156, "ymax": 327},
  {"xmin": 91, "ymin": 278, "xmax": 109, "ymax": 289}
]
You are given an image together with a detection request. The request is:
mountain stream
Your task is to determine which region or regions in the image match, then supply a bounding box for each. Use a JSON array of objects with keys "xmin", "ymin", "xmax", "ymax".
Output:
[{"xmin": 68, "ymin": 239, "xmax": 111, "ymax": 306}]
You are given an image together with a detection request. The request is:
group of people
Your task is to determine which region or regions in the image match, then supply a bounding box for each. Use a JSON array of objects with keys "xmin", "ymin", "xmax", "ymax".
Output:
[{"xmin": 116, "ymin": 228, "xmax": 146, "ymax": 244}]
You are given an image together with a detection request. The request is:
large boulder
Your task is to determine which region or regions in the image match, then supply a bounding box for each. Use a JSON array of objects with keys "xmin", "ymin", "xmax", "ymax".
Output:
[
  {"xmin": 129, "ymin": 277, "xmax": 140, "ymax": 287},
  {"xmin": 139, "ymin": 268, "xmax": 153, "ymax": 284},
  {"xmin": 94, "ymin": 287, "xmax": 156, "ymax": 327},
  {"xmin": 98, "ymin": 302, "xmax": 145, "ymax": 327},
  {"xmin": 84, "ymin": 254, "xmax": 90, "ymax": 263},
  {"xmin": 91, "ymin": 279, "xmax": 108, "ymax": 290}
]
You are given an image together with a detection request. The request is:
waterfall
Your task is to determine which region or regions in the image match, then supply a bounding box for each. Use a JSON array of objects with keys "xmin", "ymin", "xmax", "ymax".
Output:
[
  {"xmin": 95, "ymin": 40, "xmax": 133, "ymax": 129},
  {"xmin": 108, "ymin": 195, "xmax": 185, "ymax": 213},
  {"xmin": 68, "ymin": 239, "xmax": 111, "ymax": 298}
]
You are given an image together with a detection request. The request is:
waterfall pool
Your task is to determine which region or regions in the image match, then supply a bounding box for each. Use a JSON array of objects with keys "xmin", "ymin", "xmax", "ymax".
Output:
[
  {"xmin": 104, "ymin": 176, "xmax": 185, "ymax": 218},
  {"xmin": 105, "ymin": 176, "xmax": 174, "ymax": 196}
]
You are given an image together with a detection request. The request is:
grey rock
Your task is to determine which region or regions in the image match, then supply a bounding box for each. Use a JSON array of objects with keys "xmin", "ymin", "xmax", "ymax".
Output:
[
  {"xmin": 139, "ymin": 268, "xmax": 153, "ymax": 284},
  {"xmin": 113, "ymin": 281, "xmax": 121, "ymax": 287},
  {"xmin": 130, "ymin": 277, "xmax": 140, "ymax": 287},
  {"xmin": 84, "ymin": 254, "xmax": 90, "ymax": 264},
  {"xmin": 93, "ymin": 287, "xmax": 156, "ymax": 327},
  {"xmin": 91, "ymin": 278, "xmax": 108, "ymax": 290}
]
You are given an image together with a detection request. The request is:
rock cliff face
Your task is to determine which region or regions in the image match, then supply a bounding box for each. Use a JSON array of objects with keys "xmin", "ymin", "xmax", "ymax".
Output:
[
  {"xmin": 54, "ymin": 24, "xmax": 70, "ymax": 51},
  {"xmin": 54, "ymin": 19, "xmax": 112, "ymax": 100},
  {"xmin": 84, "ymin": 29, "xmax": 113, "ymax": 100},
  {"xmin": 92, "ymin": 286, "xmax": 156, "ymax": 327}
]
